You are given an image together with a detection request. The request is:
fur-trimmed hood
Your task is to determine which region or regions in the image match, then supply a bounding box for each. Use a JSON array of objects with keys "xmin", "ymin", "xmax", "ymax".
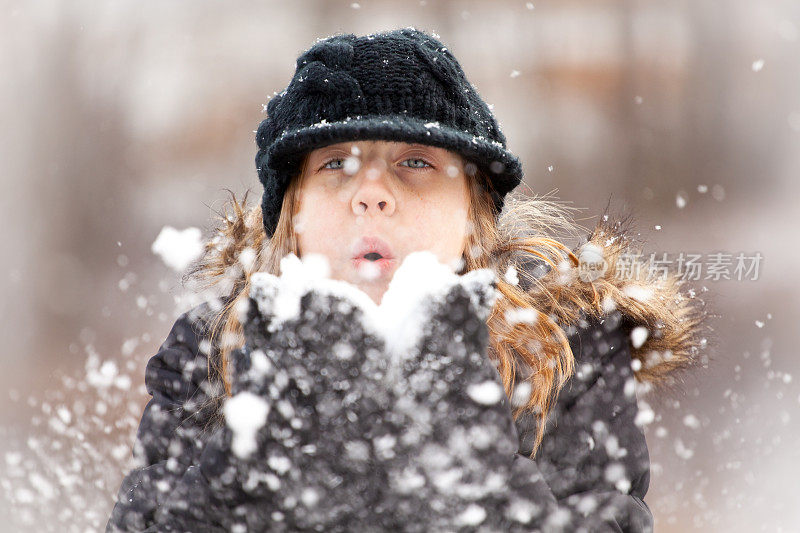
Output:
[
  {"xmin": 519, "ymin": 212, "xmax": 714, "ymax": 397},
  {"xmin": 190, "ymin": 194, "xmax": 713, "ymax": 398}
]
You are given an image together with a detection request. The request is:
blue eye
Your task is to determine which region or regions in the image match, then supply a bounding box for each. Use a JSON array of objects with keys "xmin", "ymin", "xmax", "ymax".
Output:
[
  {"xmin": 322, "ymin": 158, "xmax": 344, "ymax": 170},
  {"xmin": 400, "ymin": 158, "xmax": 432, "ymax": 169}
]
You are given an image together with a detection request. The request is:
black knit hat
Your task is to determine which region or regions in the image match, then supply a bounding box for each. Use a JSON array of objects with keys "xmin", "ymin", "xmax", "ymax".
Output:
[{"xmin": 255, "ymin": 27, "xmax": 523, "ymax": 238}]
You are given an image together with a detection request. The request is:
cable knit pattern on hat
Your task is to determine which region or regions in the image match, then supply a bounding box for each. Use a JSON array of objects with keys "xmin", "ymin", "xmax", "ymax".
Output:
[{"xmin": 255, "ymin": 27, "xmax": 523, "ymax": 237}]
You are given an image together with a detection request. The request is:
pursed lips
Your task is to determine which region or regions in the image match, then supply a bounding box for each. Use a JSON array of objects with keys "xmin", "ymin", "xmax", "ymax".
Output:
[{"xmin": 351, "ymin": 236, "xmax": 398, "ymax": 279}]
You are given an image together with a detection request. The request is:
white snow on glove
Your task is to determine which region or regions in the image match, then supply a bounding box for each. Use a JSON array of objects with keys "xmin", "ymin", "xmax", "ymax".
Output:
[{"xmin": 248, "ymin": 250, "xmax": 498, "ymax": 360}]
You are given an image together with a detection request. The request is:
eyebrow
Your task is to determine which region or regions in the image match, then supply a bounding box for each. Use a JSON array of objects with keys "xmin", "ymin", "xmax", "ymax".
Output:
[
  {"xmin": 396, "ymin": 142, "xmax": 438, "ymax": 151},
  {"xmin": 312, "ymin": 142, "xmax": 444, "ymax": 161},
  {"xmin": 315, "ymin": 143, "xmax": 359, "ymax": 155}
]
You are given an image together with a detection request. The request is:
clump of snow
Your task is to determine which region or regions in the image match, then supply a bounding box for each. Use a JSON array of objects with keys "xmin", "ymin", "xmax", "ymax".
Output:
[
  {"xmin": 601, "ymin": 294, "xmax": 617, "ymax": 313},
  {"xmin": 556, "ymin": 258, "xmax": 572, "ymax": 285},
  {"xmin": 248, "ymin": 349, "xmax": 272, "ymax": 379},
  {"xmin": 683, "ymin": 414, "xmax": 701, "ymax": 429},
  {"xmin": 457, "ymin": 503, "xmax": 486, "ymax": 526},
  {"xmin": 375, "ymin": 251, "xmax": 496, "ymax": 359},
  {"xmin": 151, "ymin": 226, "xmax": 204, "ymax": 272},
  {"xmin": 390, "ymin": 466, "xmax": 426, "ymax": 494},
  {"xmin": 503, "ymin": 265, "xmax": 519, "ymax": 285},
  {"xmin": 506, "ymin": 498, "xmax": 541, "ymax": 523},
  {"xmin": 238, "ymin": 247, "xmax": 257, "ymax": 273},
  {"xmin": 56, "ymin": 406, "xmax": 72, "ymax": 425},
  {"xmin": 345, "ymin": 440, "xmax": 370, "ymax": 462},
  {"xmin": 634, "ymin": 400, "xmax": 655, "ymax": 427},
  {"xmin": 577, "ymin": 243, "xmax": 607, "ymax": 282},
  {"xmin": 250, "ymin": 253, "xmax": 336, "ymax": 329},
  {"xmin": 249, "ymin": 250, "xmax": 497, "ymax": 361},
  {"xmin": 546, "ymin": 508, "xmax": 572, "ymax": 528},
  {"xmin": 466, "ymin": 381, "xmax": 504, "ymax": 405},
  {"xmin": 332, "ymin": 341, "xmax": 356, "ymax": 360},
  {"xmin": 623, "ymin": 376, "xmax": 637, "ymax": 398},
  {"xmin": 505, "ymin": 306, "xmax": 537, "ymax": 325},
  {"xmin": 300, "ymin": 488, "xmax": 320, "ymax": 507},
  {"xmin": 85, "ymin": 354, "xmax": 129, "ymax": 390},
  {"xmin": 575, "ymin": 493, "xmax": 599, "ymax": 515},
  {"xmin": 343, "ymin": 155, "xmax": 360, "ymax": 175},
  {"xmin": 267, "ymin": 455, "xmax": 291, "ymax": 475},
  {"xmin": 604, "ymin": 462, "xmax": 631, "ymax": 492},
  {"xmin": 510, "ymin": 381, "xmax": 532, "ymax": 408},
  {"xmin": 373, "ymin": 434, "xmax": 397, "ymax": 460},
  {"xmin": 623, "ymin": 284, "xmax": 654, "ymax": 303},
  {"xmin": 630, "ymin": 326, "xmax": 649, "ymax": 349},
  {"xmin": 223, "ymin": 392, "xmax": 270, "ymax": 458}
]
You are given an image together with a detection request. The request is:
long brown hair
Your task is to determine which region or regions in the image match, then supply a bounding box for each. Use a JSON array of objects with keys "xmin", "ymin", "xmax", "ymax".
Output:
[{"xmin": 184, "ymin": 154, "xmax": 597, "ymax": 458}]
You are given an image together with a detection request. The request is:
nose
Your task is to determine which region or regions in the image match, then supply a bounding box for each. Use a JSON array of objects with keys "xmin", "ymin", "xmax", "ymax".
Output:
[{"xmin": 351, "ymin": 164, "xmax": 396, "ymax": 217}]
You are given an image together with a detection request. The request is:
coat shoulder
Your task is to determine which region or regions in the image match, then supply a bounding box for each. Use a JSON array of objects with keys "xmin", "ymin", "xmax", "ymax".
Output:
[
  {"xmin": 107, "ymin": 299, "xmax": 228, "ymax": 532},
  {"xmin": 144, "ymin": 299, "xmax": 226, "ymax": 405}
]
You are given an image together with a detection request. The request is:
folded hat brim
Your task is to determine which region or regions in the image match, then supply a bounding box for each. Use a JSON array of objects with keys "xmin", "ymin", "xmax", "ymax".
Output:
[{"xmin": 265, "ymin": 114, "xmax": 523, "ymax": 198}]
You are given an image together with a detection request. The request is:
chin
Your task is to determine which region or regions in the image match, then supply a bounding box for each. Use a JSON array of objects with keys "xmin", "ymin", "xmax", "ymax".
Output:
[{"xmin": 358, "ymin": 284, "xmax": 386, "ymax": 306}]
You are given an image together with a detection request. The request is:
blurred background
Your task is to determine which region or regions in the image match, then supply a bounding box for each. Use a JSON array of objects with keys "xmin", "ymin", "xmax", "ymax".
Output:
[{"xmin": 1, "ymin": 0, "xmax": 798, "ymax": 531}]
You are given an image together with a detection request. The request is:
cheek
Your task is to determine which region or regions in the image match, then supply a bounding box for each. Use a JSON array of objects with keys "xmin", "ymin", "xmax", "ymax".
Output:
[
  {"xmin": 410, "ymin": 194, "xmax": 470, "ymax": 259},
  {"xmin": 295, "ymin": 187, "xmax": 346, "ymax": 256},
  {"xmin": 441, "ymin": 205, "xmax": 470, "ymax": 254}
]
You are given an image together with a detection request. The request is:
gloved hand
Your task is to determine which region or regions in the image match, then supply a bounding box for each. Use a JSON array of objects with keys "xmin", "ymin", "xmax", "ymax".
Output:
[
  {"xmin": 377, "ymin": 273, "xmax": 552, "ymax": 532},
  {"xmin": 228, "ymin": 282, "xmax": 395, "ymax": 530},
  {"xmin": 212, "ymin": 253, "xmax": 556, "ymax": 531}
]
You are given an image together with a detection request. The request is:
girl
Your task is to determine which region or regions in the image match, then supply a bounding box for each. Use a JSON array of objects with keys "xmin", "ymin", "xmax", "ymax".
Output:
[{"xmin": 107, "ymin": 28, "xmax": 710, "ymax": 532}]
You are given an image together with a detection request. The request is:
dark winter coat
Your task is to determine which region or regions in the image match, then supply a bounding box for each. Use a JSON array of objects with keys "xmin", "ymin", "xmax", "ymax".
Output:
[{"xmin": 106, "ymin": 217, "xmax": 709, "ymax": 532}]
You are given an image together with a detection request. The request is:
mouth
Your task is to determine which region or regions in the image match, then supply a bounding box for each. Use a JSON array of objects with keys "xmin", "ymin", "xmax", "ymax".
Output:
[{"xmin": 351, "ymin": 236, "xmax": 398, "ymax": 279}]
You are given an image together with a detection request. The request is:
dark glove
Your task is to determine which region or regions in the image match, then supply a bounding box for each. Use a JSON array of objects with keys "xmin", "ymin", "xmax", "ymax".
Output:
[
  {"xmin": 208, "ymin": 260, "xmax": 557, "ymax": 531},
  {"xmin": 377, "ymin": 274, "xmax": 561, "ymax": 531}
]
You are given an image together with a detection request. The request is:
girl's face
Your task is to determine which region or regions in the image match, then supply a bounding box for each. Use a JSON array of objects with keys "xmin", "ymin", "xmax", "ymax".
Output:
[{"xmin": 294, "ymin": 140, "xmax": 470, "ymax": 305}]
